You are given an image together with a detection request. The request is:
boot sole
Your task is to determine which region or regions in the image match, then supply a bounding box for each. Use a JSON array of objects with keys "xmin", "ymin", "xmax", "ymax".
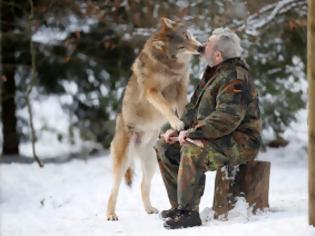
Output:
[{"xmin": 163, "ymin": 220, "xmax": 202, "ymax": 229}]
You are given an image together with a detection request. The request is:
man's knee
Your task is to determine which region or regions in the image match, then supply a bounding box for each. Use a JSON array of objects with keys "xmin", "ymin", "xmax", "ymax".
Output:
[
  {"xmin": 154, "ymin": 138, "xmax": 167, "ymax": 161},
  {"xmin": 154, "ymin": 138, "xmax": 174, "ymax": 161},
  {"xmin": 179, "ymin": 141, "xmax": 231, "ymax": 171},
  {"xmin": 154, "ymin": 138, "xmax": 181, "ymax": 164},
  {"xmin": 180, "ymin": 143, "xmax": 208, "ymax": 171},
  {"xmin": 180, "ymin": 143, "xmax": 202, "ymax": 159}
]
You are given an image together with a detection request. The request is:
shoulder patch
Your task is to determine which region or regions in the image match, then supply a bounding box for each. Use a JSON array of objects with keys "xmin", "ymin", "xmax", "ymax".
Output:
[
  {"xmin": 223, "ymin": 79, "xmax": 244, "ymax": 93},
  {"xmin": 233, "ymin": 82, "xmax": 243, "ymax": 93}
]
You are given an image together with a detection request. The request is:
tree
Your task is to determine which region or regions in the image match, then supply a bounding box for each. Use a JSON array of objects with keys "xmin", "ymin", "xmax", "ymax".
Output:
[
  {"xmin": 307, "ymin": 0, "xmax": 315, "ymax": 226},
  {"xmin": 1, "ymin": 0, "xmax": 23, "ymax": 154}
]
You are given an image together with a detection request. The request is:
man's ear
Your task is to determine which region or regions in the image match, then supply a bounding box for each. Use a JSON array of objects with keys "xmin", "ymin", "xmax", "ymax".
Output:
[
  {"xmin": 215, "ymin": 50, "xmax": 222, "ymax": 59},
  {"xmin": 152, "ymin": 40, "xmax": 165, "ymax": 50},
  {"xmin": 160, "ymin": 17, "xmax": 176, "ymax": 30}
]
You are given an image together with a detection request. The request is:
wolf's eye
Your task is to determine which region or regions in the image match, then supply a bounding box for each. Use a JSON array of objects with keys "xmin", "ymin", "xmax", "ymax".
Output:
[
  {"xmin": 177, "ymin": 46, "xmax": 185, "ymax": 50},
  {"xmin": 185, "ymin": 33, "xmax": 189, "ymax": 39}
]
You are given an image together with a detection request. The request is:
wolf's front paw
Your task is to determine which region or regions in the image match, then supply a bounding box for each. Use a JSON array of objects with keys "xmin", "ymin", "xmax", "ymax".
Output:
[
  {"xmin": 170, "ymin": 119, "xmax": 185, "ymax": 131},
  {"xmin": 107, "ymin": 212, "xmax": 119, "ymax": 221}
]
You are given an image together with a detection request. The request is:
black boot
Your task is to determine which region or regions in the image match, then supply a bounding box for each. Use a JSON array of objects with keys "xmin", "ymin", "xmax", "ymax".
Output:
[
  {"xmin": 163, "ymin": 210, "xmax": 202, "ymax": 229},
  {"xmin": 159, "ymin": 208, "xmax": 181, "ymax": 220}
]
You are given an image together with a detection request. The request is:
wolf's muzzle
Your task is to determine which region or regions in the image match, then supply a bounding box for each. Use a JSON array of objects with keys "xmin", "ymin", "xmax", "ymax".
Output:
[{"xmin": 197, "ymin": 45, "xmax": 205, "ymax": 54}]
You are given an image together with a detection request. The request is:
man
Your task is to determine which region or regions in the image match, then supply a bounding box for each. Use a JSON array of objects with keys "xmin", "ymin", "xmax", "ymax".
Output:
[{"xmin": 154, "ymin": 28, "xmax": 262, "ymax": 229}]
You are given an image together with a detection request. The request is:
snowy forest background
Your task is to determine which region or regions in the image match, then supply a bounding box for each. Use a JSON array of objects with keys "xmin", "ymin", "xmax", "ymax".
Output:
[
  {"xmin": 0, "ymin": 0, "xmax": 313, "ymax": 236},
  {"xmin": 0, "ymin": 0, "xmax": 308, "ymax": 158}
]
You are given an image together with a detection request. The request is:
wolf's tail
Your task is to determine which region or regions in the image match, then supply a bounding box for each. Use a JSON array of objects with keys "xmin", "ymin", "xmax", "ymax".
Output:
[{"xmin": 124, "ymin": 167, "xmax": 134, "ymax": 187}]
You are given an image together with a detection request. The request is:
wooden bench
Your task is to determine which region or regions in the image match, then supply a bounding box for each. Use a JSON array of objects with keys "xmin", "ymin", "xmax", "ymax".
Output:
[{"xmin": 212, "ymin": 160, "xmax": 271, "ymax": 219}]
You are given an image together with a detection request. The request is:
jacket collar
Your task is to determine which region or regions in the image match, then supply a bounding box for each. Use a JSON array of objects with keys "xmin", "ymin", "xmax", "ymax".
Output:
[
  {"xmin": 202, "ymin": 57, "xmax": 248, "ymax": 83},
  {"xmin": 213, "ymin": 57, "xmax": 249, "ymax": 71}
]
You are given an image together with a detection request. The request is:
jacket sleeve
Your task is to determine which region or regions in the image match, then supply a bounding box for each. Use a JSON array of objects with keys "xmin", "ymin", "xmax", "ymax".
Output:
[{"xmin": 187, "ymin": 79, "xmax": 248, "ymax": 139}]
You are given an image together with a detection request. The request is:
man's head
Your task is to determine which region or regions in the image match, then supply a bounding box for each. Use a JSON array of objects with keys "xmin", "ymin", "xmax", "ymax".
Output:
[{"xmin": 201, "ymin": 28, "xmax": 242, "ymax": 67}]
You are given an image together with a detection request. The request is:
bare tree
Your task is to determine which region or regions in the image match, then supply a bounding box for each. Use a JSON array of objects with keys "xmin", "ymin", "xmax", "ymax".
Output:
[
  {"xmin": 25, "ymin": 0, "xmax": 43, "ymax": 168},
  {"xmin": 308, "ymin": 0, "xmax": 315, "ymax": 227}
]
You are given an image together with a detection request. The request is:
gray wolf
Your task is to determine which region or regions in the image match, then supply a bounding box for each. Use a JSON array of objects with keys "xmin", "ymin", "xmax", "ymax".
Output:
[{"xmin": 106, "ymin": 17, "xmax": 202, "ymax": 221}]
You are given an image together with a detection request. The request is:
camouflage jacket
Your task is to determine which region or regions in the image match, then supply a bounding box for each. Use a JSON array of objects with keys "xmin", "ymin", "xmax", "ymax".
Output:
[{"xmin": 182, "ymin": 57, "xmax": 262, "ymax": 147}]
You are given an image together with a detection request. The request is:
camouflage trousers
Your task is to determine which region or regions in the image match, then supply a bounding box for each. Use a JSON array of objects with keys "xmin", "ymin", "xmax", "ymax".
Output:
[{"xmin": 154, "ymin": 135, "xmax": 251, "ymax": 211}]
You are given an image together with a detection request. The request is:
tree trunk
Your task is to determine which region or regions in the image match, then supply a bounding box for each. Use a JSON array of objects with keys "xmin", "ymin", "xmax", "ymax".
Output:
[
  {"xmin": 1, "ymin": 1, "xmax": 19, "ymax": 155},
  {"xmin": 307, "ymin": 0, "xmax": 315, "ymax": 227},
  {"xmin": 213, "ymin": 160, "xmax": 270, "ymax": 219},
  {"xmin": 1, "ymin": 68, "xmax": 19, "ymax": 154}
]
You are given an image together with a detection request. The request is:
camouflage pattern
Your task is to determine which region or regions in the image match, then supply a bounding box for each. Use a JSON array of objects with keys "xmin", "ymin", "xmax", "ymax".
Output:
[
  {"xmin": 155, "ymin": 139, "xmax": 229, "ymax": 211},
  {"xmin": 156, "ymin": 57, "xmax": 262, "ymax": 211}
]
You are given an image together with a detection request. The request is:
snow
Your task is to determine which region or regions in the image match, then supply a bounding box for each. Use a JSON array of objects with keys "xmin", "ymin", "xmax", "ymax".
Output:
[
  {"xmin": 1, "ymin": 146, "xmax": 314, "ymax": 235},
  {"xmin": 17, "ymin": 95, "xmax": 100, "ymax": 159},
  {"xmin": 1, "ymin": 107, "xmax": 314, "ymax": 235}
]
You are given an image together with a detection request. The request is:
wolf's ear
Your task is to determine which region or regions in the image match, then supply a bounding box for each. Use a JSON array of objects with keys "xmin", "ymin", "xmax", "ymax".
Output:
[
  {"xmin": 152, "ymin": 40, "xmax": 165, "ymax": 50},
  {"xmin": 160, "ymin": 17, "xmax": 176, "ymax": 30}
]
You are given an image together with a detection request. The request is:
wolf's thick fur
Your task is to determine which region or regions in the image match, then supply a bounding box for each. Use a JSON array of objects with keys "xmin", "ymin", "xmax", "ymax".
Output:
[{"xmin": 106, "ymin": 18, "xmax": 201, "ymax": 221}]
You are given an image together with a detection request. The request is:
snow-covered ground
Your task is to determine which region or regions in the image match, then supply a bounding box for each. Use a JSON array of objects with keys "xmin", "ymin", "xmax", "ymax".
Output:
[{"xmin": 0, "ymin": 108, "xmax": 314, "ymax": 236}]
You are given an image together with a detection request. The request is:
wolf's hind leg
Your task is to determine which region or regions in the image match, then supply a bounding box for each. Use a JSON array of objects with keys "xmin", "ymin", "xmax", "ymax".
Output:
[{"xmin": 106, "ymin": 126, "xmax": 130, "ymax": 221}]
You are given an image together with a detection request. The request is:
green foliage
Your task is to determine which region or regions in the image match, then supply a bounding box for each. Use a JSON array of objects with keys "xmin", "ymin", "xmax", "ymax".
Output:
[
  {"xmin": 34, "ymin": 24, "xmax": 136, "ymax": 147},
  {"xmin": 246, "ymin": 17, "xmax": 307, "ymax": 137}
]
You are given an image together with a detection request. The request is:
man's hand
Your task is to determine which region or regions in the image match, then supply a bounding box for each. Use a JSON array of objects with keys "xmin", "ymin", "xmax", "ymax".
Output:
[
  {"xmin": 163, "ymin": 129, "xmax": 178, "ymax": 144},
  {"xmin": 178, "ymin": 130, "xmax": 188, "ymax": 145}
]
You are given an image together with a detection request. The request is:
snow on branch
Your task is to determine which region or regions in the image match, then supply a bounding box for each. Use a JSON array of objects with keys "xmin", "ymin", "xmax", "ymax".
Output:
[
  {"xmin": 129, "ymin": 0, "xmax": 306, "ymax": 41},
  {"xmin": 231, "ymin": 0, "xmax": 307, "ymax": 36}
]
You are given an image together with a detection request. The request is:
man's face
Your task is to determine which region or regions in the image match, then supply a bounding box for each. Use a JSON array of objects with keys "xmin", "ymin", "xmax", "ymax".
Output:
[{"xmin": 202, "ymin": 35, "xmax": 222, "ymax": 67}]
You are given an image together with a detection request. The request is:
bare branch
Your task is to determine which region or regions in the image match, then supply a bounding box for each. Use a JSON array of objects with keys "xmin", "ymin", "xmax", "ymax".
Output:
[
  {"xmin": 230, "ymin": 0, "xmax": 307, "ymax": 36},
  {"xmin": 25, "ymin": 0, "xmax": 44, "ymax": 168}
]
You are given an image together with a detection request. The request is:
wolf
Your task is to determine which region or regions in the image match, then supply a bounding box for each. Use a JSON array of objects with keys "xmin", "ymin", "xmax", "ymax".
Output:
[{"xmin": 106, "ymin": 17, "xmax": 202, "ymax": 221}]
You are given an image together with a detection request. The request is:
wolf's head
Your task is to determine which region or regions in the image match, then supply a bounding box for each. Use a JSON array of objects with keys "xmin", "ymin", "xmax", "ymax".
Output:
[{"xmin": 149, "ymin": 17, "xmax": 202, "ymax": 62}]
